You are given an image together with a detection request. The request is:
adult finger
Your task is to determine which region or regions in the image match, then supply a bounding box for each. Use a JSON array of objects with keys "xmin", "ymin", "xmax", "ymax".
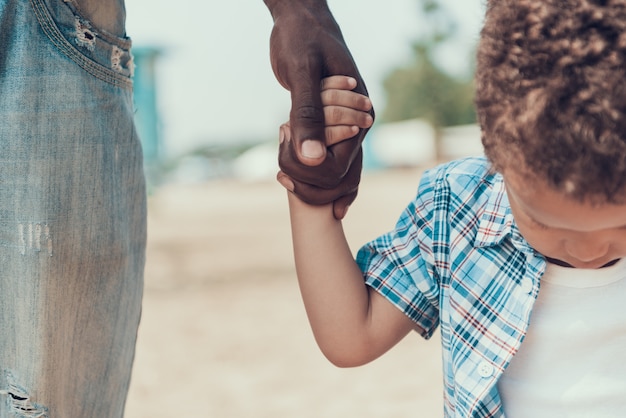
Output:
[
  {"xmin": 279, "ymin": 134, "xmax": 361, "ymax": 189},
  {"xmin": 287, "ymin": 62, "xmax": 327, "ymax": 166},
  {"xmin": 278, "ymin": 146, "xmax": 363, "ymax": 207},
  {"xmin": 333, "ymin": 191, "xmax": 357, "ymax": 220}
]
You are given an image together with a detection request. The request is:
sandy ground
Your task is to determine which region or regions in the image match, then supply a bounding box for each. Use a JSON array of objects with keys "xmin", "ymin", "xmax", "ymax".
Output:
[{"xmin": 124, "ymin": 167, "xmax": 444, "ymax": 417}]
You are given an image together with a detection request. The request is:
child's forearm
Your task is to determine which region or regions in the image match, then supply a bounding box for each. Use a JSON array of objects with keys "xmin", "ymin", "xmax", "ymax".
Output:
[{"xmin": 287, "ymin": 193, "xmax": 414, "ymax": 367}]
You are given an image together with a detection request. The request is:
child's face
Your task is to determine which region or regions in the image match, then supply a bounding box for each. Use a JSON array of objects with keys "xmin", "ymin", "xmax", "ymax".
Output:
[{"xmin": 504, "ymin": 169, "xmax": 626, "ymax": 269}]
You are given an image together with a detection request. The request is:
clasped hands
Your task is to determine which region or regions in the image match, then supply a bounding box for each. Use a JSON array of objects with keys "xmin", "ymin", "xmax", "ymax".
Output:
[
  {"xmin": 267, "ymin": 1, "xmax": 374, "ymax": 219},
  {"xmin": 276, "ymin": 77, "xmax": 373, "ymax": 219}
]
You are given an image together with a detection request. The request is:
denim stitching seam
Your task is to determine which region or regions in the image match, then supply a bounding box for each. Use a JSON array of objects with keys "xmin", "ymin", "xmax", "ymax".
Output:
[{"xmin": 30, "ymin": 0, "xmax": 132, "ymax": 90}]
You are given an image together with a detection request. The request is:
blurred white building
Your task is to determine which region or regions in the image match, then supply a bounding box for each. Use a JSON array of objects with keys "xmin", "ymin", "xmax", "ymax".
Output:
[{"xmin": 230, "ymin": 120, "xmax": 484, "ymax": 182}]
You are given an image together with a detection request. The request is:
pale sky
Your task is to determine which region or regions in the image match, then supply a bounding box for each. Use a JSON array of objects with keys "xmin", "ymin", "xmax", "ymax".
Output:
[{"xmin": 126, "ymin": 0, "xmax": 485, "ymax": 156}]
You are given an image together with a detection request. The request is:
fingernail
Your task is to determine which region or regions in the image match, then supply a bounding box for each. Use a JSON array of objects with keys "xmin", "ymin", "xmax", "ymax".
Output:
[
  {"xmin": 301, "ymin": 140, "xmax": 325, "ymax": 159},
  {"xmin": 279, "ymin": 128, "xmax": 285, "ymax": 144}
]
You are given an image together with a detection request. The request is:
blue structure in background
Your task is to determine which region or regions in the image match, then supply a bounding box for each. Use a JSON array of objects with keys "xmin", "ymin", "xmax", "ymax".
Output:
[
  {"xmin": 362, "ymin": 130, "xmax": 384, "ymax": 171},
  {"xmin": 132, "ymin": 46, "xmax": 162, "ymax": 166}
]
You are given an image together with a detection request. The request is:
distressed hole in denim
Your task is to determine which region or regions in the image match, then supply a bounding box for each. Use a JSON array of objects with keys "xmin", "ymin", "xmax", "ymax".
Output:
[
  {"xmin": 18, "ymin": 223, "xmax": 53, "ymax": 257},
  {"xmin": 74, "ymin": 18, "xmax": 96, "ymax": 51},
  {"xmin": 111, "ymin": 46, "xmax": 123, "ymax": 72},
  {"xmin": 0, "ymin": 374, "xmax": 48, "ymax": 417},
  {"xmin": 111, "ymin": 46, "xmax": 134, "ymax": 76}
]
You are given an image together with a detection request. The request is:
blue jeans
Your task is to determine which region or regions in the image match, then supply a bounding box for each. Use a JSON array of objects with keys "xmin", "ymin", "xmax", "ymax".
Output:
[{"xmin": 0, "ymin": 0, "xmax": 145, "ymax": 416}]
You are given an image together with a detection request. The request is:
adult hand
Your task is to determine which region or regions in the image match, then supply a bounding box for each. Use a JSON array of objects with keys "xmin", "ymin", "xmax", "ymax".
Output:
[
  {"xmin": 277, "ymin": 123, "xmax": 365, "ymax": 220},
  {"xmin": 265, "ymin": 0, "xmax": 374, "ymax": 218}
]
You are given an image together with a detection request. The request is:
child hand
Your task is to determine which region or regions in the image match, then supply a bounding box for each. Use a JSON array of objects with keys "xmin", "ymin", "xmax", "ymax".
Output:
[
  {"xmin": 278, "ymin": 75, "xmax": 372, "ymax": 151},
  {"xmin": 320, "ymin": 75, "xmax": 373, "ymax": 146}
]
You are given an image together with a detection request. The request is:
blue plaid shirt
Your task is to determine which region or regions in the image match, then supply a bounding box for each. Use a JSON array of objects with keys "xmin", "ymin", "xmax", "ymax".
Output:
[{"xmin": 356, "ymin": 157, "xmax": 547, "ymax": 417}]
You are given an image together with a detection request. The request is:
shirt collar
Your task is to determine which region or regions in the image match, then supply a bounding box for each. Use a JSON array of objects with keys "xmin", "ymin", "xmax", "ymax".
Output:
[{"xmin": 473, "ymin": 173, "xmax": 534, "ymax": 254}]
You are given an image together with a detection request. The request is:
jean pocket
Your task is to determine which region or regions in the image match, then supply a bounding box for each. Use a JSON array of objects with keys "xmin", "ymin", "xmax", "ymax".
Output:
[{"xmin": 31, "ymin": 0, "xmax": 134, "ymax": 89}]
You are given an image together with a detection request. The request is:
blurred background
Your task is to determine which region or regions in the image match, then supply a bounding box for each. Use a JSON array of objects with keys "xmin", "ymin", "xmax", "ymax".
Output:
[{"xmin": 123, "ymin": 0, "xmax": 486, "ymax": 416}]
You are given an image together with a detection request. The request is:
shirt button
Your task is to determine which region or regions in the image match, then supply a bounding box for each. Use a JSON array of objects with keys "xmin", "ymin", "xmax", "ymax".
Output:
[
  {"xmin": 520, "ymin": 278, "xmax": 533, "ymax": 294},
  {"xmin": 478, "ymin": 361, "xmax": 494, "ymax": 378}
]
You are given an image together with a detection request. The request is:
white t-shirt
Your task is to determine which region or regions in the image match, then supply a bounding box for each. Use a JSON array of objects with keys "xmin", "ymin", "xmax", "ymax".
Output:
[{"xmin": 497, "ymin": 258, "xmax": 626, "ymax": 417}]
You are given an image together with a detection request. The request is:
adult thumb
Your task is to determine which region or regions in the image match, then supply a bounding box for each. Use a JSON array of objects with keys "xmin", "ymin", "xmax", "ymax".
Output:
[{"xmin": 288, "ymin": 72, "xmax": 327, "ymax": 167}]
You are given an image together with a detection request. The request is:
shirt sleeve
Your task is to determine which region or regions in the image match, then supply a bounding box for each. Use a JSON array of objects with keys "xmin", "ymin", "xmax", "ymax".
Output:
[{"xmin": 356, "ymin": 168, "xmax": 441, "ymax": 339}]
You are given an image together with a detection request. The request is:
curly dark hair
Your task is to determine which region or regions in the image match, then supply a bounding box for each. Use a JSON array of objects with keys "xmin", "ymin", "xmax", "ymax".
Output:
[{"xmin": 475, "ymin": 0, "xmax": 626, "ymax": 203}]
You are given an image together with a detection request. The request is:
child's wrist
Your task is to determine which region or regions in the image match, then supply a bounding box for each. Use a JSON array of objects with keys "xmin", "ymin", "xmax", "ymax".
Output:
[{"xmin": 287, "ymin": 191, "xmax": 334, "ymax": 216}]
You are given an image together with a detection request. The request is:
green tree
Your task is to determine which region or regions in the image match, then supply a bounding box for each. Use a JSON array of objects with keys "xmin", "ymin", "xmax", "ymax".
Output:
[{"xmin": 381, "ymin": 1, "xmax": 476, "ymax": 130}]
